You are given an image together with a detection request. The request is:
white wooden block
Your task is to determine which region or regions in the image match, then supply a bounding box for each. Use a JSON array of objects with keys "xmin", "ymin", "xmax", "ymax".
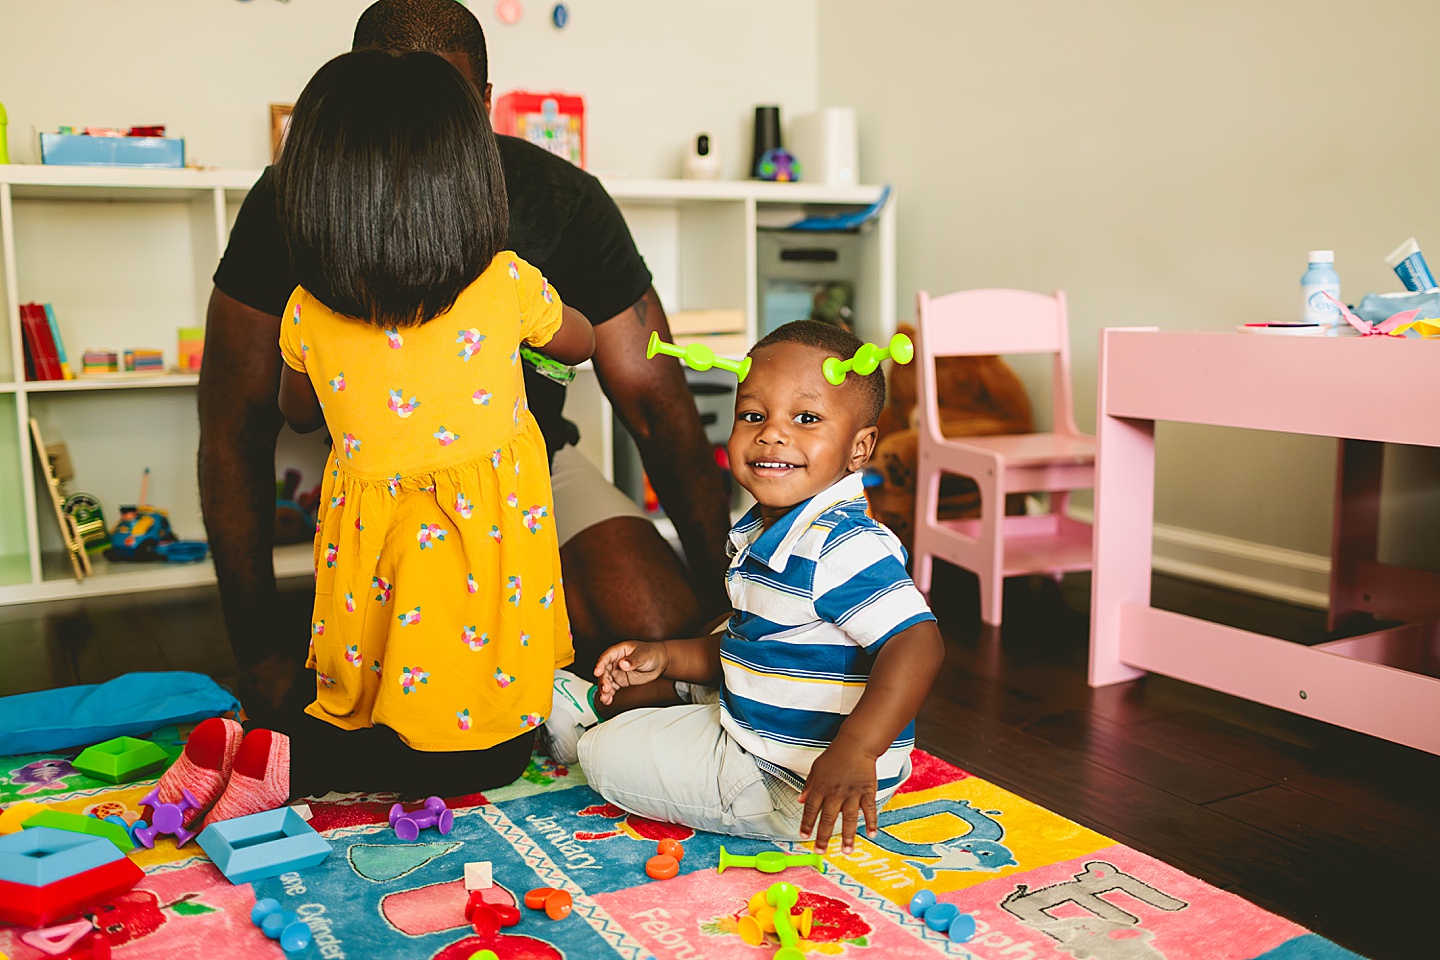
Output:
[
  {"xmin": 289, "ymin": 803, "xmax": 313, "ymax": 822},
  {"xmin": 464, "ymin": 860, "xmax": 493, "ymax": 891}
]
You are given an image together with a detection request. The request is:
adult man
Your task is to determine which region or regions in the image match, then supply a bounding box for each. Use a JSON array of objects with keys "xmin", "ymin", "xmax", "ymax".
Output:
[{"xmin": 200, "ymin": 0, "xmax": 731, "ymax": 713}]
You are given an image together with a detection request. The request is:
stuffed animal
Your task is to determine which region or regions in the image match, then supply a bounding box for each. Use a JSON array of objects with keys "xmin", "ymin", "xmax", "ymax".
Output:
[{"xmin": 866, "ymin": 324, "xmax": 1033, "ymax": 551}]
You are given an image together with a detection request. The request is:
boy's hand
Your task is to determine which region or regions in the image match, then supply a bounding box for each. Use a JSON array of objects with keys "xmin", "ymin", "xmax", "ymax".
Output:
[
  {"xmin": 797, "ymin": 739, "xmax": 879, "ymax": 855},
  {"xmin": 593, "ymin": 640, "xmax": 668, "ymax": 704}
]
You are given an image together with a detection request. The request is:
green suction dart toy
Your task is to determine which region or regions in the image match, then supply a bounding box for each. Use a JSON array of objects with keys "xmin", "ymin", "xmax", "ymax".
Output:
[
  {"xmin": 768, "ymin": 881, "xmax": 804, "ymax": 958},
  {"xmin": 646, "ymin": 331, "xmax": 752, "ymax": 382},
  {"xmin": 716, "ymin": 846, "xmax": 823, "ymax": 875},
  {"xmin": 821, "ymin": 332, "xmax": 914, "ymax": 386}
]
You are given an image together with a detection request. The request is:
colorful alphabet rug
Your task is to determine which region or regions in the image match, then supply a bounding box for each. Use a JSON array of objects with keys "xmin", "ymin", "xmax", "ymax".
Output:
[{"xmin": 0, "ymin": 733, "xmax": 1364, "ymax": 960}]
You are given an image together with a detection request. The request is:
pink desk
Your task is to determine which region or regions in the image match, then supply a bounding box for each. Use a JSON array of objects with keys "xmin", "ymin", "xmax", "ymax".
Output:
[{"xmin": 1089, "ymin": 329, "xmax": 1440, "ymax": 755}]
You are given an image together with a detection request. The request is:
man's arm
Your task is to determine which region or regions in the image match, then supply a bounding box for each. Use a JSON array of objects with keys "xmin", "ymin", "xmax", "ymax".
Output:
[
  {"xmin": 591, "ymin": 287, "xmax": 732, "ymax": 617},
  {"xmin": 197, "ymin": 288, "xmax": 287, "ymax": 678}
]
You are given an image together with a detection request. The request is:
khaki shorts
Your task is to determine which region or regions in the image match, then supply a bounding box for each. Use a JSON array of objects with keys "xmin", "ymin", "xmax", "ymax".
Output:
[{"xmin": 550, "ymin": 443, "xmax": 648, "ymax": 548}]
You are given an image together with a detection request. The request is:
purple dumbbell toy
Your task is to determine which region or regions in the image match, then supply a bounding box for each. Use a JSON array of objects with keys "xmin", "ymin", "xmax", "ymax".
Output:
[
  {"xmin": 136, "ymin": 786, "xmax": 202, "ymax": 848},
  {"xmin": 388, "ymin": 796, "xmax": 453, "ymax": 841}
]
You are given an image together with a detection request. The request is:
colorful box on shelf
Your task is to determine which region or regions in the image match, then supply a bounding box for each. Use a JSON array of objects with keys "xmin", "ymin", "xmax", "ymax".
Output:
[
  {"xmin": 40, "ymin": 132, "xmax": 185, "ymax": 168},
  {"xmin": 123, "ymin": 348, "xmax": 165, "ymax": 373},
  {"xmin": 81, "ymin": 349, "xmax": 119, "ymax": 374},
  {"xmin": 493, "ymin": 91, "xmax": 584, "ymax": 168},
  {"xmin": 178, "ymin": 327, "xmax": 204, "ymax": 372}
]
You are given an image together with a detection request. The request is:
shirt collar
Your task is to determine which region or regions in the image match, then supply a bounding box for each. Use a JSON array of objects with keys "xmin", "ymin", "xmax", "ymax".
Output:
[{"xmin": 728, "ymin": 471, "xmax": 867, "ymax": 572}]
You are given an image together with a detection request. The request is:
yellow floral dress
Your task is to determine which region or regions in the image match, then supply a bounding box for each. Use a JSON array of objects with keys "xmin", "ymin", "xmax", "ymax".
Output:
[{"xmin": 279, "ymin": 252, "xmax": 574, "ymax": 751}]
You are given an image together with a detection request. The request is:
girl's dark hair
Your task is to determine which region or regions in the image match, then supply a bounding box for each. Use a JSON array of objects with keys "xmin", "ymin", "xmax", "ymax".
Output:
[{"xmin": 274, "ymin": 49, "xmax": 508, "ymax": 327}]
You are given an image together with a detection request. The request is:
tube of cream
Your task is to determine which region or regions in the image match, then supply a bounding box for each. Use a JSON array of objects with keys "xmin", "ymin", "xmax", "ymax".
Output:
[{"xmin": 1384, "ymin": 237, "xmax": 1439, "ymax": 292}]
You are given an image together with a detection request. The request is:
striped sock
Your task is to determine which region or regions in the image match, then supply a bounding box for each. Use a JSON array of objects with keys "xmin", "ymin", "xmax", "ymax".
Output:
[
  {"xmin": 148, "ymin": 717, "xmax": 243, "ymax": 827},
  {"xmin": 206, "ymin": 729, "xmax": 291, "ymax": 826}
]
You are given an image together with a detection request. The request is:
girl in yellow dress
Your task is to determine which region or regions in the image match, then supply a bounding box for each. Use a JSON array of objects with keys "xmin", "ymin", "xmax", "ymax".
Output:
[{"xmin": 193, "ymin": 49, "xmax": 592, "ymax": 820}]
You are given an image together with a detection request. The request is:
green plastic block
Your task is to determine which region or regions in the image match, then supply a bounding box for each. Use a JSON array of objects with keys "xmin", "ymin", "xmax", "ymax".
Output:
[
  {"xmin": 73, "ymin": 736, "xmax": 171, "ymax": 784},
  {"xmin": 23, "ymin": 810, "xmax": 135, "ymax": 853}
]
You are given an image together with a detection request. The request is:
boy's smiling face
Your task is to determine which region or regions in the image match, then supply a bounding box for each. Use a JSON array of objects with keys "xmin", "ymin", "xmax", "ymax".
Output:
[{"xmin": 728, "ymin": 341, "xmax": 878, "ymax": 524}]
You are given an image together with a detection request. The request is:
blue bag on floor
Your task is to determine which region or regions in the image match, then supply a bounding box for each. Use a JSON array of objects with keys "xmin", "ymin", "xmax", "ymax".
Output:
[{"xmin": 0, "ymin": 671, "xmax": 241, "ymax": 756}]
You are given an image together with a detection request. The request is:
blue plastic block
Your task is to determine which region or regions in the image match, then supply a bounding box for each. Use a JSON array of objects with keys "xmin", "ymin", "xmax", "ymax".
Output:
[
  {"xmin": 948, "ymin": 913, "xmax": 977, "ymax": 943},
  {"xmin": 0, "ymin": 827, "xmax": 123, "ymax": 887},
  {"xmin": 280, "ymin": 920, "xmax": 312, "ymax": 953},
  {"xmin": 923, "ymin": 901, "xmax": 960, "ymax": 932},
  {"xmin": 908, "ymin": 888, "xmax": 937, "ymax": 918},
  {"xmin": 196, "ymin": 807, "xmax": 331, "ymax": 885}
]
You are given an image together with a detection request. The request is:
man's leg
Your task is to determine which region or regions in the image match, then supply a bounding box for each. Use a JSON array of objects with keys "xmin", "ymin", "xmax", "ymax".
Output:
[{"xmin": 550, "ymin": 445, "xmax": 704, "ymax": 675}]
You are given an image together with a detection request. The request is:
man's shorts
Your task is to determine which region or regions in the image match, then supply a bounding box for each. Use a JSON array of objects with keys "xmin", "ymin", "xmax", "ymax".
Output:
[{"xmin": 550, "ymin": 443, "xmax": 648, "ymax": 548}]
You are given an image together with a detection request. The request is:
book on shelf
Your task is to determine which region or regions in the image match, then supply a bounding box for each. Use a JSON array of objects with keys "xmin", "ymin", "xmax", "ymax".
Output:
[
  {"xmin": 42, "ymin": 304, "xmax": 76, "ymax": 379},
  {"xmin": 667, "ymin": 308, "xmax": 746, "ymax": 336},
  {"xmin": 19, "ymin": 303, "xmax": 65, "ymax": 381}
]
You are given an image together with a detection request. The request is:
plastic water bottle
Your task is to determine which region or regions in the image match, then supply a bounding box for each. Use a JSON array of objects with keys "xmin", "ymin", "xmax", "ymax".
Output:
[{"xmin": 1301, "ymin": 250, "xmax": 1341, "ymax": 334}]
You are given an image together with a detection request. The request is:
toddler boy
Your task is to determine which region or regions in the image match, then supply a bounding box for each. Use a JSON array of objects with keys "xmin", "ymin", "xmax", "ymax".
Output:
[{"xmin": 546, "ymin": 320, "xmax": 944, "ymax": 854}]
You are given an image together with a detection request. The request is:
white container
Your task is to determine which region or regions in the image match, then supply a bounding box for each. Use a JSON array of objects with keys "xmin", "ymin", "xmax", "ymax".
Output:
[
  {"xmin": 789, "ymin": 108, "xmax": 858, "ymax": 186},
  {"xmin": 1301, "ymin": 250, "xmax": 1343, "ymax": 333}
]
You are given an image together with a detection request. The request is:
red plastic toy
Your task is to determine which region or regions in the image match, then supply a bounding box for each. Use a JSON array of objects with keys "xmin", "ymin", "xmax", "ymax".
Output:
[{"xmin": 0, "ymin": 856, "xmax": 143, "ymax": 927}]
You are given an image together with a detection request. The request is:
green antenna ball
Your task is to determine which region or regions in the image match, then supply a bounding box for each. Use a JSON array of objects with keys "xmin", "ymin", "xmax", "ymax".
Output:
[
  {"xmin": 822, "ymin": 332, "xmax": 914, "ymax": 386},
  {"xmin": 717, "ymin": 846, "xmax": 823, "ymax": 875},
  {"xmin": 646, "ymin": 331, "xmax": 751, "ymax": 382}
]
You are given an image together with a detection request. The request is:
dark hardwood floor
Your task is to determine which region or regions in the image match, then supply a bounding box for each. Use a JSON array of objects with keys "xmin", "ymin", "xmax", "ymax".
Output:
[
  {"xmin": 917, "ymin": 564, "xmax": 1439, "ymax": 960},
  {"xmin": 2, "ymin": 568, "xmax": 1435, "ymax": 958}
]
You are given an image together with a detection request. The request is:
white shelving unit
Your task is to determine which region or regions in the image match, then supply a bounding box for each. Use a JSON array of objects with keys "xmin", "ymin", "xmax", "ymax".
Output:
[{"xmin": 0, "ymin": 165, "xmax": 895, "ymax": 607}]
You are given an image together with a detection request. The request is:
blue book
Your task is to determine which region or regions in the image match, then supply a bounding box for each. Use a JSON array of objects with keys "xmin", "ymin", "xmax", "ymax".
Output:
[{"xmin": 42, "ymin": 303, "xmax": 73, "ymax": 379}]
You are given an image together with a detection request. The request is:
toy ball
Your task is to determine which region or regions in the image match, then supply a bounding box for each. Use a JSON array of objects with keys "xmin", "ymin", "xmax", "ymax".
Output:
[{"xmin": 757, "ymin": 148, "xmax": 801, "ymax": 182}]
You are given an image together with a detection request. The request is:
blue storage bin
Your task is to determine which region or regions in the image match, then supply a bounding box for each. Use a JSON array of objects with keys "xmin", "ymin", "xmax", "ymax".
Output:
[{"xmin": 40, "ymin": 133, "xmax": 185, "ymax": 168}]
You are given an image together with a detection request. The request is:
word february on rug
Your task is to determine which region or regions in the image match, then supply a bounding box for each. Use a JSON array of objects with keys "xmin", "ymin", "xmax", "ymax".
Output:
[{"xmin": 0, "ymin": 740, "xmax": 1364, "ymax": 960}]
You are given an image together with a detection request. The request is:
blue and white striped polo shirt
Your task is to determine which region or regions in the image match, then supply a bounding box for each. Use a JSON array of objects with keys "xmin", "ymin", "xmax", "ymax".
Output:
[{"xmin": 719, "ymin": 471, "xmax": 937, "ymax": 792}]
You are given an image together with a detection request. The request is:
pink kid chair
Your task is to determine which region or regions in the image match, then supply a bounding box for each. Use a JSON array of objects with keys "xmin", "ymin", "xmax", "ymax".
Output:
[{"xmin": 912, "ymin": 288, "xmax": 1094, "ymax": 625}]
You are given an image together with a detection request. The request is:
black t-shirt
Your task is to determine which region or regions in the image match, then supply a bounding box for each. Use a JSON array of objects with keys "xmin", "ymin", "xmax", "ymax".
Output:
[{"xmin": 213, "ymin": 135, "xmax": 652, "ymax": 459}]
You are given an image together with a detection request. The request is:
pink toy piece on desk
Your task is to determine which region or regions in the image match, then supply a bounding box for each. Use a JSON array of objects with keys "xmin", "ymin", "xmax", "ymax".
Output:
[
  {"xmin": 388, "ymin": 795, "xmax": 453, "ymax": 841},
  {"xmin": 135, "ymin": 786, "xmax": 201, "ymax": 848}
]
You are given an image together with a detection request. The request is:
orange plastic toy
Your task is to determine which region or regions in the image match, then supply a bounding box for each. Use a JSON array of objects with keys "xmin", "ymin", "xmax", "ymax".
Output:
[
  {"xmin": 656, "ymin": 838, "xmax": 685, "ymax": 861},
  {"xmin": 524, "ymin": 887, "xmax": 557, "ymax": 910},
  {"xmin": 645, "ymin": 854, "xmax": 679, "ymax": 880},
  {"xmin": 544, "ymin": 889, "xmax": 573, "ymax": 920}
]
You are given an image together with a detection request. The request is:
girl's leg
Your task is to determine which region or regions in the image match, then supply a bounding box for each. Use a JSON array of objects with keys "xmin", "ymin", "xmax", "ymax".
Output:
[{"xmin": 284, "ymin": 716, "xmax": 535, "ymax": 800}]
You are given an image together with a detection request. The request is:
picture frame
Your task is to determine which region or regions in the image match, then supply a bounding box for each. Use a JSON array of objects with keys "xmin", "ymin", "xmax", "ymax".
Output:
[{"xmin": 270, "ymin": 103, "xmax": 293, "ymax": 157}]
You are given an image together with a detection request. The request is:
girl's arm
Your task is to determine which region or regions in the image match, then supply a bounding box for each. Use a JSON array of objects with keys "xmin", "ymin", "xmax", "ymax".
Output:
[
  {"xmin": 536, "ymin": 305, "xmax": 595, "ymax": 365},
  {"xmin": 278, "ymin": 365, "xmax": 325, "ymax": 433}
]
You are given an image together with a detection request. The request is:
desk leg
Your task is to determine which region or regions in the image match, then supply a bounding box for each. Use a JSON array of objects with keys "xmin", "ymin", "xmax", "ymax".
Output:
[
  {"xmin": 1329, "ymin": 438, "xmax": 1382, "ymax": 632},
  {"xmin": 1089, "ymin": 408, "xmax": 1151, "ymax": 687}
]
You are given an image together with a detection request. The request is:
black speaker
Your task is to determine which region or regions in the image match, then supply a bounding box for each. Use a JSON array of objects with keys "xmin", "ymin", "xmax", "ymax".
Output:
[{"xmin": 751, "ymin": 105, "xmax": 781, "ymax": 179}]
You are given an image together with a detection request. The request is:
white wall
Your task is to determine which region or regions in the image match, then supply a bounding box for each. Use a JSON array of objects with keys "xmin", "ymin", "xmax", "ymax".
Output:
[
  {"xmin": 0, "ymin": 0, "xmax": 817, "ymax": 179},
  {"xmin": 818, "ymin": 0, "xmax": 1440, "ymax": 596}
]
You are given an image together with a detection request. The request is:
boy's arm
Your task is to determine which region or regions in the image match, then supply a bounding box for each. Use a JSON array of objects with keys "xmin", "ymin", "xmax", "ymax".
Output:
[
  {"xmin": 592, "ymin": 632, "xmax": 724, "ymax": 704},
  {"xmin": 799, "ymin": 620, "xmax": 945, "ymax": 853}
]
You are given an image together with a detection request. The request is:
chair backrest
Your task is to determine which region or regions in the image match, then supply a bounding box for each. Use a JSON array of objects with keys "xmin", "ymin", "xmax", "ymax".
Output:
[{"xmin": 914, "ymin": 287, "xmax": 1080, "ymax": 441}]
